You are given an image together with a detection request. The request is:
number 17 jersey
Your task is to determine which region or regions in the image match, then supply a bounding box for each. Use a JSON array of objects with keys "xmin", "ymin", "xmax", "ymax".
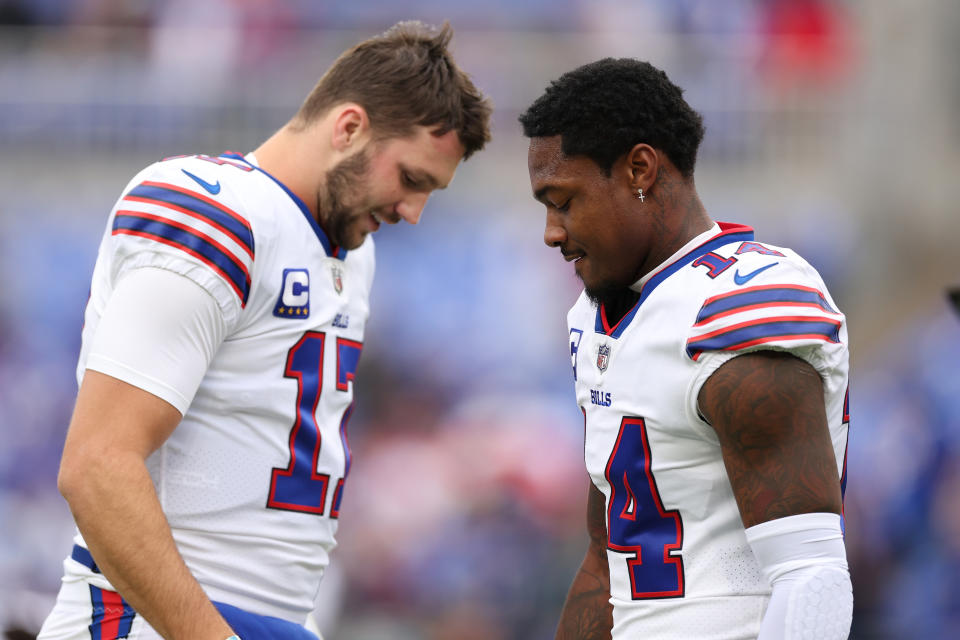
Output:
[
  {"xmin": 75, "ymin": 152, "xmax": 374, "ymax": 622},
  {"xmin": 568, "ymin": 223, "xmax": 850, "ymax": 639}
]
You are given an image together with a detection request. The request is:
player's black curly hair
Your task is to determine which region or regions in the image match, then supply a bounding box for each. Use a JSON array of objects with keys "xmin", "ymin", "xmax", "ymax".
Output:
[{"xmin": 519, "ymin": 58, "xmax": 704, "ymax": 178}]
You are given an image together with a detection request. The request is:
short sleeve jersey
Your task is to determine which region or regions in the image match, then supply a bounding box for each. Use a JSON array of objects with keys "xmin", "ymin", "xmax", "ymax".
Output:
[
  {"xmin": 567, "ymin": 223, "xmax": 850, "ymax": 639},
  {"xmin": 75, "ymin": 152, "xmax": 375, "ymax": 622}
]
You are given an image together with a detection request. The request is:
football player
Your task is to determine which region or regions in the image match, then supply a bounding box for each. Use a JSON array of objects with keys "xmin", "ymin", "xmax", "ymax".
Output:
[
  {"xmin": 38, "ymin": 21, "xmax": 490, "ymax": 640},
  {"xmin": 521, "ymin": 58, "xmax": 852, "ymax": 639}
]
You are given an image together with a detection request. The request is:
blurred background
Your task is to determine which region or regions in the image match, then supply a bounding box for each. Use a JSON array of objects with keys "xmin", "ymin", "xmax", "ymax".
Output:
[{"xmin": 1, "ymin": 0, "xmax": 959, "ymax": 638}]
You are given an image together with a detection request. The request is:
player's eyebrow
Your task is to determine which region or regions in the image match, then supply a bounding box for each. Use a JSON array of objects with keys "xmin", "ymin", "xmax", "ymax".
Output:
[
  {"xmin": 402, "ymin": 166, "xmax": 446, "ymax": 190},
  {"xmin": 533, "ymin": 185, "xmax": 557, "ymax": 203}
]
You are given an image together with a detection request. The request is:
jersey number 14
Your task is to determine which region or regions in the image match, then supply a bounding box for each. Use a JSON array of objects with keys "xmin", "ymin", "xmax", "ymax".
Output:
[{"xmin": 605, "ymin": 417, "xmax": 685, "ymax": 599}]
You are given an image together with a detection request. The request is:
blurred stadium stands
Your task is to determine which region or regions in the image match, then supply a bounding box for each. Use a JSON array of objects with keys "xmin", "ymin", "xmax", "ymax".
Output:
[{"xmin": 1, "ymin": 0, "xmax": 958, "ymax": 638}]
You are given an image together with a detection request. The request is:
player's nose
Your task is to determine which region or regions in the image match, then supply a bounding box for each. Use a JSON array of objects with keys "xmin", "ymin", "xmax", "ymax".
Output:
[
  {"xmin": 544, "ymin": 210, "xmax": 566, "ymax": 247},
  {"xmin": 396, "ymin": 193, "xmax": 429, "ymax": 225}
]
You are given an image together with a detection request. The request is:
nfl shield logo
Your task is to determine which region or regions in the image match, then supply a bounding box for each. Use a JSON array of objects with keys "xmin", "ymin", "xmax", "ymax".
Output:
[
  {"xmin": 331, "ymin": 264, "xmax": 344, "ymax": 294},
  {"xmin": 596, "ymin": 343, "xmax": 610, "ymax": 372}
]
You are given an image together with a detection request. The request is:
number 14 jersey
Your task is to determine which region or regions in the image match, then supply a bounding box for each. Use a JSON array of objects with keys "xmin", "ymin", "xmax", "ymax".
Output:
[{"xmin": 568, "ymin": 222, "xmax": 850, "ymax": 639}]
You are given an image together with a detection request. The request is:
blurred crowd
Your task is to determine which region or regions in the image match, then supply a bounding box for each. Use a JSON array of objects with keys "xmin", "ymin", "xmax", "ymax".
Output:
[{"xmin": 2, "ymin": 0, "xmax": 959, "ymax": 638}]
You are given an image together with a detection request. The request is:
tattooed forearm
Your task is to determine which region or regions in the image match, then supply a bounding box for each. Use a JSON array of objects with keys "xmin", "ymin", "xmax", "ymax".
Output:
[
  {"xmin": 585, "ymin": 482, "xmax": 607, "ymax": 549},
  {"xmin": 698, "ymin": 351, "xmax": 842, "ymax": 528},
  {"xmin": 556, "ymin": 574, "xmax": 613, "ymax": 640},
  {"xmin": 556, "ymin": 483, "xmax": 613, "ymax": 640}
]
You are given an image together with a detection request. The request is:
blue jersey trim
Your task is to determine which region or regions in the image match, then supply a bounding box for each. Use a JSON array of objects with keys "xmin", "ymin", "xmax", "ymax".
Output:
[
  {"xmin": 213, "ymin": 601, "xmax": 319, "ymax": 640},
  {"xmin": 596, "ymin": 223, "xmax": 755, "ymax": 338},
  {"xmin": 695, "ymin": 285, "xmax": 836, "ymax": 324},
  {"xmin": 113, "ymin": 214, "xmax": 250, "ymax": 304},
  {"xmin": 71, "ymin": 544, "xmax": 100, "ymax": 573},
  {"xmin": 686, "ymin": 318, "xmax": 841, "ymax": 359},
  {"xmin": 127, "ymin": 183, "xmax": 254, "ymax": 255},
  {"xmin": 88, "ymin": 585, "xmax": 136, "ymax": 640},
  {"xmin": 220, "ymin": 152, "xmax": 346, "ymax": 260}
]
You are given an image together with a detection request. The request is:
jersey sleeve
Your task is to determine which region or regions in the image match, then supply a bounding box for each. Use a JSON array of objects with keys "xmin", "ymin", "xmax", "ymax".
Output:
[
  {"xmin": 107, "ymin": 159, "xmax": 256, "ymax": 328},
  {"xmin": 84, "ymin": 267, "xmax": 227, "ymax": 414},
  {"xmin": 684, "ymin": 254, "xmax": 848, "ymax": 424}
]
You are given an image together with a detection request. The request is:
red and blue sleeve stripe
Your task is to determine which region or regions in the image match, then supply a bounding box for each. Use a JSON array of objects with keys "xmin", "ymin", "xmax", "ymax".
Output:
[
  {"xmin": 113, "ymin": 212, "xmax": 251, "ymax": 306},
  {"xmin": 124, "ymin": 181, "xmax": 254, "ymax": 257},
  {"xmin": 686, "ymin": 315, "xmax": 842, "ymax": 360},
  {"xmin": 88, "ymin": 585, "xmax": 135, "ymax": 640},
  {"xmin": 694, "ymin": 284, "xmax": 836, "ymax": 325}
]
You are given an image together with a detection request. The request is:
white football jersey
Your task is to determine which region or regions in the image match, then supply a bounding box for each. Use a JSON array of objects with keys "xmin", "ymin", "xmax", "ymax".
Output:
[
  {"xmin": 568, "ymin": 223, "xmax": 849, "ymax": 639},
  {"xmin": 74, "ymin": 152, "xmax": 374, "ymax": 622}
]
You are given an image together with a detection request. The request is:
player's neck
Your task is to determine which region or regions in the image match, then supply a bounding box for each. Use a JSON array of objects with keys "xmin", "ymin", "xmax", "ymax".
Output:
[
  {"xmin": 639, "ymin": 186, "xmax": 713, "ymax": 280},
  {"xmin": 254, "ymin": 125, "xmax": 330, "ymax": 219},
  {"xmin": 597, "ymin": 288, "xmax": 642, "ymax": 327}
]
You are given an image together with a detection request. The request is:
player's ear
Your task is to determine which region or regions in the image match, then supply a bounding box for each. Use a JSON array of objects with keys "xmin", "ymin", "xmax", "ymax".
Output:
[
  {"xmin": 624, "ymin": 143, "xmax": 658, "ymax": 193},
  {"xmin": 330, "ymin": 103, "xmax": 370, "ymax": 151}
]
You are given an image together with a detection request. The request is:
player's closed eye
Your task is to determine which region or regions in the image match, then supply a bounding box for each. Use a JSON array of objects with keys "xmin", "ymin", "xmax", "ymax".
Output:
[{"xmin": 402, "ymin": 172, "xmax": 421, "ymax": 189}]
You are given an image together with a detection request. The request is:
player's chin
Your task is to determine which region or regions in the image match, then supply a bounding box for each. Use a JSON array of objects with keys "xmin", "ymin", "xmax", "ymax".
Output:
[
  {"xmin": 575, "ymin": 260, "xmax": 602, "ymax": 291},
  {"xmin": 339, "ymin": 227, "xmax": 370, "ymax": 250},
  {"xmin": 583, "ymin": 278, "xmax": 628, "ymax": 307}
]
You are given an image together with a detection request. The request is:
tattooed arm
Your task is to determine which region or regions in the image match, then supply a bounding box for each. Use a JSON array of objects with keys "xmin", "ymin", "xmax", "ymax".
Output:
[
  {"xmin": 556, "ymin": 482, "xmax": 613, "ymax": 640},
  {"xmin": 697, "ymin": 350, "xmax": 841, "ymax": 526},
  {"xmin": 699, "ymin": 350, "xmax": 851, "ymax": 639}
]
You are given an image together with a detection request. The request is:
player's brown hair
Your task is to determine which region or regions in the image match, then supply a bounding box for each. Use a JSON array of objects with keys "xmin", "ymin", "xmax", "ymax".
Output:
[{"xmin": 294, "ymin": 21, "xmax": 491, "ymax": 159}]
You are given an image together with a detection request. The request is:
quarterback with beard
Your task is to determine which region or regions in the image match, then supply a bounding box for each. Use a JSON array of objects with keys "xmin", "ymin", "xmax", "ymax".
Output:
[{"xmin": 38, "ymin": 21, "xmax": 490, "ymax": 640}]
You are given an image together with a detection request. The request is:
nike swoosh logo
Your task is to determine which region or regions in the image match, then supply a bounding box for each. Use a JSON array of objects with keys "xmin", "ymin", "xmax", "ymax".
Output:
[
  {"xmin": 181, "ymin": 169, "xmax": 221, "ymax": 195},
  {"xmin": 734, "ymin": 262, "xmax": 779, "ymax": 285}
]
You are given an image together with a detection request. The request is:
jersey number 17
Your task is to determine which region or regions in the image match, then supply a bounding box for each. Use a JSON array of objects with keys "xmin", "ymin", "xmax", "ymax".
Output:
[{"xmin": 267, "ymin": 331, "xmax": 362, "ymax": 518}]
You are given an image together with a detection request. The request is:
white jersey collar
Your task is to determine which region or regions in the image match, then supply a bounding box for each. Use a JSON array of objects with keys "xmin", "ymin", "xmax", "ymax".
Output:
[{"xmin": 629, "ymin": 223, "xmax": 721, "ymax": 293}]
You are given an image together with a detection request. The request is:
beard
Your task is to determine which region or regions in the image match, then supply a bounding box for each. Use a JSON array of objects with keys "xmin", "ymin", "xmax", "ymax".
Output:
[
  {"xmin": 318, "ymin": 148, "xmax": 371, "ymax": 249},
  {"xmin": 584, "ymin": 279, "xmax": 640, "ymax": 322}
]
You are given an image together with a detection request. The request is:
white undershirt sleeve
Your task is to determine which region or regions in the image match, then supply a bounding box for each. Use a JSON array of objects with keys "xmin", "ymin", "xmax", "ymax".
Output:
[
  {"xmin": 84, "ymin": 267, "xmax": 227, "ymax": 415},
  {"xmin": 746, "ymin": 512, "xmax": 853, "ymax": 640}
]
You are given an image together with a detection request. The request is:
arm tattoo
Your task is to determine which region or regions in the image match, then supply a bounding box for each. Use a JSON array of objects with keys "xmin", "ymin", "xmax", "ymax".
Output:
[
  {"xmin": 698, "ymin": 351, "xmax": 842, "ymax": 528},
  {"xmin": 556, "ymin": 483, "xmax": 613, "ymax": 640},
  {"xmin": 586, "ymin": 481, "xmax": 607, "ymax": 549}
]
